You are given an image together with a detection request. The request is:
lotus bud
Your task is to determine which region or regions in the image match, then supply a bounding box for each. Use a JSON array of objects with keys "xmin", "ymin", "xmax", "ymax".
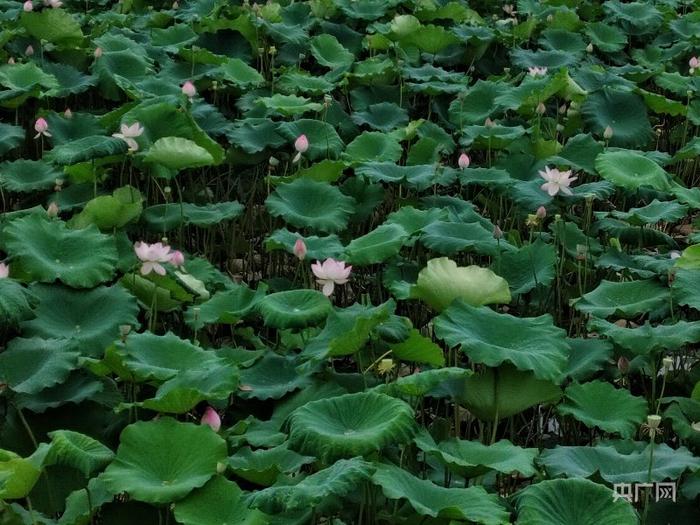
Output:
[
  {"xmin": 536, "ymin": 206, "xmax": 547, "ymax": 219},
  {"xmin": 25, "ymin": 45, "xmax": 34, "ymax": 56},
  {"xmin": 690, "ymin": 57, "xmax": 699, "ymax": 74},
  {"xmin": 293, "ymin": 238, "xmax": 307, "ymax": 261},
  {"xmin": 294, "ymin": 134, "xmax": 309, "ymax": 153},
  {"xmin": 201, "ymin": 406, "xmax": 221, "ymax": 432},
  {"xmin": 558, "ymin": 103, "xmax": 567, "ymax": 114},
  {"xmin": 0, "ymin": 262, "xmax": 8, "ymax": 279},
  {"xmin": 163, "ymin": 186, "xmax": 171, "ymax": 199},
  {"xmin": 181, "ymin": 80, "xmax": 196, "ymax": 99},
  {"xmin": 458, "ymin": 152, "xmax": 470, "ymax": 169},
  {"xmin": 609, "ymin": 237, "xmax": 622, "ymax": 251},
  {"xmin": 377, "ymin": 358, "xmax": 395, "ymax": 376},
  {"xmin": 23, "ymin": 1, "xmax": 33, "ymax": 11},
  {"xmin": 493, "ymin": 225, "xmax": 503, "ymax": 239},
  {"xmin": 556, "ymin": 123, "xmax": 564, "ymax": 132},
  {"xmin": 216, "ymin": 461, "xmax": 226, "ymax": 474},
  {"xmin": 647, "ymin": 414, "xmax": 661, "ymax": 430},
  {"xmin": 575, "ymin": 244, "xmax": 588, "ymax": 261},
  {"xmin": 586, "ymin": 43, "xmax": 593, "ymax": 53},
  {"xmin": 54, "ymin": 178, "xmax": 64, "ymax": 191},
  {"xmin": 692, "ymin": 422, "xmax": 700, "ymax": 433},
  {"xmin": 662, "ymin": 356, "xmax": 673, "ymax": 372},
  {"xmin": 34, "ymin": 117, "xmax": 51, "ymax": 139},
  {"xmin": 669, "ymin": 250, "xmax": 681, "ymax": 259},
  {"xmin": 46, "ymin": 202, "xmax": 59, "ymax": 218},
  {"xmin": 94, "ymin": 47, "xmax": 102, "ymax": 58},
  {"xmin": 484, "ymin": 117, "xmax": 495, "ymax": 128},
  {"xmin": 170, "ymin": 250, "xmax": 185, "ymax": 267},
  {"xmin": 119, "ymin": 324, "xmax": 131, "ymax": 341},
  {"xmin": 603, "ymin": 125, "xmax": 613, "ymax": 140},
  {"xmin": 323, "ymin": 93, "xmax": 333, "ymax": 107},
  {"xmin": 7, "ymin": 57, "xmax": 15, "ymax": 64},
  {"xmin": 64, "ymin": 108, "xmax": 72, "ymax": 118},
  {"xmin": 617, "ymin": 356, "xmax": 629, "ymax": 375},
  {"xmin": 172, "ymin": 0, "xmax": 178, "ymax": 8},
  {"xmin": 536, "ymin": 102, "xmax": 546, "ymax": 115},
  {"xmin": 268, "ymin": 156, "xmax": 279, "ymax": 167},
  {"xmin": 268, "ymin": 45, "xmax": 276, "ymax": 56}
]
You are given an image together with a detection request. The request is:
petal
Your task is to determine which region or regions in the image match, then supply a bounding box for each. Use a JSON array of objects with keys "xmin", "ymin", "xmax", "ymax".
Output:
[
  {"xmin": 322, "ymin": 281, "xmax": 334, "ymax": 296},
  {"xmin": 153, "ymin": 263, "xmax": 166, "ymax": 276},
  {"xmin": 140, "ymin": 262, "xmax": 154, "ymax": 275}
]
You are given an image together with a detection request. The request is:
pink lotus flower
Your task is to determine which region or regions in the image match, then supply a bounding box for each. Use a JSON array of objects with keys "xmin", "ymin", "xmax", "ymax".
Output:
[
  {"xmin": 23, "ymin": 1, "xmax": 32, "ymax": 11},
  {"xmin": 536, "ymin": 206, "xmax": 547, "ymax": 219},
  {"xmin": 690, "ymin": 57, "xmax": 699, "ymax": 74},
  {"xmin": 201, "ymin": 406, "xmax": 221, "ymax": 432},
  {"xmin": 293, "ymin": 238, "xmax": 307, "ymax": 260},
  {"xmin": 181, "ymin": 80, "xmax": 196, "ymax": 99},
  {"xmin": 25, "ymin": 45, "xmax": 34, "ymax": 56},
  {"xmin": 112, "ymin": 122, "xmax": 144, "ymax": 152},
  {"xmin": 528, "ymin": 66, "xmax": 548, "ymax": 77},
  {"xmin": 311, "ymin": 258, "xmax": 352, "ymax": 296},
  {"xmin": 94, "ymin": 47, "xmax": 102, "ymax": 58},
  {"xmin": 294, "ymin": 134, "xmax": 309, "ymax": 153},
  {"xmin": 170, "ymin": 250, "xmax": 185, "ymax": 267},
  {"xmin": 458, "ymin": 152, "xmax": 470, "ymax": 169},
  {"xmin": 34, "ymin": 117, "xmax": 51, "ymax": 138},
  {"xmin": 539, "ymin": 166, "xmax": 577, "ymax": 197},
  {"xmin": 134, "ymin": 241, "xmax": 174, "ymax": 276},
  {"xmin": 0, "ymin": 263, "xmax": 9, "ymax": 279}
]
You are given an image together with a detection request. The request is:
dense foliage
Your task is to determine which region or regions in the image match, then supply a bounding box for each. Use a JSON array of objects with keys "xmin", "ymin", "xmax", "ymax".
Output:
[{"xmin": 1, "ymin": 0, "xmax": 700, "ymax": 523}]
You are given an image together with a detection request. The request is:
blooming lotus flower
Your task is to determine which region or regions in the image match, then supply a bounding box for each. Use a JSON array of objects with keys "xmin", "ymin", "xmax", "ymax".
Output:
[
  {"xmin": 134, "ymin": 241, "xmax": 174, "ymax": 276},
  {"xmin": 539, "ymin": 166, "xmax": 577, "ymax": 197},
  {"xmin": 181, "ymin": 80, "xmax": 196, "ymax": 99},
  {"xmin": 311, "ymin": 258, "xmax": 352, "ymax": 296},
  {"xmin": 23, "ymin": 1, "xmax": 32, "ymax": 11},
  {"xmin": 112, "ymin": 122, "xmax": 144, "ymax": 152},
  {"xmin": 458, "ymin": 152, "xmax": 470, "ymax": 169},
  {"xmin": 528, "ymin": 66, "xmax": 548, "ymax": 77},
  {"xmin": 170, "ymin": 250, "xmax": 185, "ymax": 267},
  {"xmin": 293, "ymin": 238, "xmax": 307, "ymax": 260},
  {"xmin": 690, "ymin": 56, "xmax": 699, "ymax": 74},
  {"xmin": 34, "ymin": 117, "xmax": 51, "ymax": 138},
  {"xmin": 201, "ymin": 406, "xmax": 221, "ymax": 432},
  {"xmin": 0, "ymin": 263, "xmax": 8, "ymax": 279}
]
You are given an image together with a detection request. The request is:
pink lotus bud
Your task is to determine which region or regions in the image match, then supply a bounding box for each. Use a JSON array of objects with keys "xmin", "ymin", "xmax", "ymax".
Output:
[
  {"xmin": 617, "ymin": 356, "xmax": 629, "ymax": 374},
  {"xmin": 46, "ymin": 202, "xmax": 59, "ymax": 218},
  {"xmin": 25, "ymin": 45, "xmax": 34, "ymax": 56},
  {"xmin": 536, "ymin": 102, "xmax": 546, "ymax": 115},
  {"xmin": 603, "ymin": 125, "xmax": 613, "ymax": 140},
  {"xmin": 458, "ymin": 152, "xmax": 470, "ymax": 169},
  {"xmin": 484, "ymin": 117, "xmax": 495, "ymax": 128},
  {"xmin": 690, "ymin": 57, "xmax": 699, "ymax": 70},
  {"xmin": 294, "ymin": 134, "xmax": 309, "ymax": 153},
  {"xmin": 23, "ymin": 1, "xmax": 33, "ymax": 11},
  {"xmin": 536, "ymin": 206, "xmax": 547, "ymax": 219},
  {"xmin": 201, "ymin": 406, "xmax": 221, "ymax": 432},
  {"xmin": 0, "ymin": 263, "xmax": 9, "ymax": 279},
  {"xmin": 169, "ymin": 250, "xmax": 185, "ymax": 267},
  {"xmin": 181, "ymin": 80, "xmax": 196, "ymax": 99},
  {"xmin": 94, "ymin": 47, "xmax": 102, "ymax": 58},
  {"xmin": 493, "ymin": 225, "xmax": 503, "ymax": 239},
  {"xmin": 34, "ymin": 117, "xmax": 50, "ymax": 138},
  {"xmin": 293, "ymin": 238, "xmax": 307, "ymax": 260},
  {"xmin": 64, "ymin": 108, "xmax": 72, "ymax": 119}
]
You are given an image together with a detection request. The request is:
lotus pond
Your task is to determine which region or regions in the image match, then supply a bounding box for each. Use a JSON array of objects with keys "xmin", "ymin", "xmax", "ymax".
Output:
[{"xmin": 1, "ymin": 0, "xmax": 700, "ymax": 523}]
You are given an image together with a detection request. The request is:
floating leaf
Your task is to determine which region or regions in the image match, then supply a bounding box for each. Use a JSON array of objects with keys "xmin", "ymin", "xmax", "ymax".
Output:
[
  {"xmin": 256, "ymin": 289, "xmax": 332, "ymax": 329},
  {"xmin": 573, "ymin": 279, "xmax": 669, "ymax": 319}
]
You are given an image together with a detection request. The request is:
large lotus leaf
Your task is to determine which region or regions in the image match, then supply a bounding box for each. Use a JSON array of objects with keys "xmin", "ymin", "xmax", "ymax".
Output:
[
  {"xmin": 142, "ymin": 201, "xmax": 244, "ymax": 232},
  {"xmin": 43, "ymin": 63, "xmax": 96, "ymax": 98},
  {"xmin": 70, "ymin": 186, "xmax": 143, "ymax": 230},
  {"xmin": 257, "ymin": 94, "xmax": 323, "ymax": 117},
  {"xmin": 104, "ymin": 331, "xmax": 219, "ymax": 383},
  {"xmin": 238, "ymin": 352, "xmax": 312, "ymax": 400},
  {"xmin": 44, "ymin": 430, "xmax": 114, "ymax": 477},
  {"xmin": 456, "ymin": 365, "xmax": 562, "ymax": 421},
  {"xmin": 20, "ymin": 10, "xmax": 83, "ymax": 46},
  {"xmin": 344, "ymin": 223, "xmax": 409, "ymax": 265},
  {"xmin": 460, "ymin": 124, "xmax": 527, "ymax": 149},
  {"xmin": 215, "ymin": 58, "xmax": 265, "ymax": 88},
  {"xmin": 420, "ymin": 221, "xmax": 504, "ymax": 256},
  {"xmin": 539, "ymin": 442, "xmax": 700, "ymax": 484},
  {"xmin": 514, "ymin": 478, "xmax": 638, "ymax": 525},
  {"xmin": 588, "ymin": 318, "xmax": 700, "ymax": 355},
  {"xmin": 377, "ymin": 368, "xmax": 472, "ymax": 399},
  {"xmin": 372, "ymin": 463, "xmax": 510, "ymax": 524},
  {"xmin": 412, "ymin": 258, "xmax": 511, "ymax": 312},
  {"xmin": 351, "ymin": 102, "xmax": 408, "ymax": 132},
  {"xmin": 585, "ymin": 22, "xmax": 627, "ymax": 52},
  {"xmin": 355, "ymin": 162, "xmax": 445, "ymax": 191},
  {"xmin": 184, "ymin": 284, "xmax": 265, "ymax": 330},
  {"xmin": 5, "ymin": 215, "xmax": 117, "ymax": 288},
  {"xmin": 435, "ymin": 301, "xmax": 569, "ymax": 383},
  {"xmin": 102, "ymin": 418, "xmax": 227, "ymax": 504},
  {"xmin": 150, "ymin": 24, "xmax": 198, "ymax": 50},
  {"xmin": 227, "ymin": 444, "xmax": 315, "ymax": 486},
  {"xmin": 594, "ymin": 150, "xmax": 670, "ymax": 191},
  {"xmin": 310, "ymin": 34, "xmax": 355, "ymax": 68},
  {"xmin": 0, "ymin": 446, "xmax": 48, "ymax": 500},
  {"xmin": 246, "ymin": 458, "xmax": 374, "ymax": 514},
  {"xmin": 564, "ymin": 338, "xmax": 613, "ymax": 382},
  {"xmin": 604, "ymin": 0, "xmax": 662, "ymax": 35},
  {"xmin": 558, "ymin": 381, "xmax": 647, "ymax": 438},
  {"xmin": 173, "ymin": 476, "xmax": 267, "ymax": 525},
  {"xmin": 573, "ymin": 279, "xmax": 669, "ymax": 319},
  {"xmin": 256, "ymin": 289, "xmax": 331, "ymax": 329},
  {"xmin": 120, "ymin": 272, "xmax": 193, "ymax": 313},
  {"xmin": 388, "ymin": 329, "xmax": 445, "ymax": 366},
  {"xmin": 21, "ymin": 284, "xmax": 139, "ymax": 357},
  {"xmin": 265, "ymin": 229, "xmax": 345, "ymax": 260},
  {"xmin": 0, "ymin": 62, "xmax": 58, "ymax": 106},
  {"xmin": 342, "ymin": 131, "xmax": 403, "ymax": 163},
  {"xmin": 672, "ymin": 269, "xmax": 700, "ymax": 311},
  {"xmin": 612, "ymin": 199, "xmax": 688, "ymax": 225},
  {"xmin": 287, "ymin": 391, "xmax": 415, "ymax": 461},
  {"xmin": 46, "ymin": 136, "xmax": 129, "ymax": 165},
  {"xmin": 581, "ymin": 89, "xmax": 652, "ymax": 148},
  {"xmin": 0, "ymin": 279, "xmax": 37, "ymax": 327},
  {"xmin": 0, "ymin": 123, "xmax": 24, "ymax": 155},
  {"xmin": 144, "ymin": 137, "xmax": 215, "ymax": 170},
  {"xmin": 0, "ymin": 337, "xmax": 79, "ymax": 395},
  {"xmin": 0, "ymin": 160, "xmax": 62, "ymax": 193},
  {"xmin": 277, "ymin": 120, "xmax": 344, "ymax": 160},
  {"xmin": 449, "ymin": 80, "xmax": 502, "ymax": 126},
  {"xmin": 414, "ymin": 429, "xmax": 538, "ymax": 478},
  {"xmin": 59, "ymin": 475, "xmax": 113, "ymax": 525},
  {"xmin": 674, "ymin": 245, "xmax": 700, "ymax": 270},
  {"xmin": 265, "ymin": 178, "xmax": 355, "ymax": 233},
  {"xmin": 496, "ymin": 239, "xmax": 557, "ymax": 295}
]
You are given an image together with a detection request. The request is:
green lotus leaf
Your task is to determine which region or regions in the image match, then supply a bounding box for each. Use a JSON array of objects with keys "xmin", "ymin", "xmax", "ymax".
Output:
[
  {"xmin": 588, "ymin": 318, "xmax": 700, "ymax": 355},
  {"xmin": 414, "ymin": 429, "xmax": 538, "ymax": 478},
  {"xmin": 496, "ymin": 239, "xmax": 557, "ymax": 295},
  {"xmin": 388, "ymin": 328, "xmax": 445, "ymax": 366},
  {"xmin": 344, "ymin": 223, "xmax": 408, "ymax": 265},
  {"xmin": 564, "ymin": 338, "xmax": 613, "ymax": 382},
  {"xmin": 46, "ymin": 136, "xmax": 129, "ymax": 165},
  {"xmin": 611, "ymin": 199, "xmax": 688, "ymax": 225},
  {"xmin": 377, "ymin": 368, "xmax": 471, "ymax": 398},
  {"xmin": 265, "ymin": 178, "xmax": 355, "ymax": 233},
  {"xmin": 70, "ymin": 185, "xmax": 143, "ymax": 230},
  {"xmin": 594, "ymin": 150, "xmax": 670, "ymax": 191},
  {"xmin": 256, "ymin": 289, "xmax": 332, "ymax": 329},
  {"xmin": 173, "ymin": 476, "xmax": 267, "ymax": 525},
  {"xmin": 20, "ymin": 9, "xmax": 83, "ymax": 46},
  {"xmin": 184, "ymin": 284, "xmax": 265, "ymax": 330},
  {"xmin": 120, "ymin": 272, "xmax": 192, "ymax": 313},
  {"xmin": 0, "ymin": 62, "xmax": 58, "ymax": 106},
  {"xmin": 265, "ymin": 229, "xmax": 345, "ymax": 260},
  {"xmin": 398, "ymin": 24, "xmax": 460, "ymax": 53},
  {"xmin": 675, "ymin": 245, "xmax": 700, "ymax": 270},
  {"xmin": 411, "ymin": 258, "xmax": 510, "ymax": 311},
  {"xmin": 0, "ymin": 337, "xmax": 79, "ymax": 395},
  {"xmin": 215, "ymin": 58, "xmax": 265, "ymax": 88},
  {"xmin": 495, "ymin": 70, "xmax": 569, "ymax": 112},
  {"xmin": 385, "ymin": 206, "xmax": 447, "ymax": 235},
  {"xmin": 0, "ymin": 123, "xmax": 25, "ymax": 155},
  {"xmin": 277, "ymin": 119, "xmax": 344, "ymax": 160},
  {"xmin": 43, "ymin": 62, "xmax": 96, "ymax": 98},
  {"xmin": 246, "ymin": 458, "xmax": 375, "ymax": 514},
  {"xmin": 257, "ymin": 94, "xmax": 323, "ymax": 117},
  {"xmin": 603, "ymin": 0, "xmax": 662, "ymax": 35},
  {"xmin": 21, "ymin": 284, "xmax": 139, "ymax": 357},
  {"xmin": 558, "ymin": 380, "xmax": 647, "ymax": 438},
  {"xmin": 420, "ymin": 221, "xmax": 505, "ymax": 256},
  {"xmin": 582, "ymin": 89, "xmax": 652, "ymax": 148},
  {"xmin": 540, "ymin": 442, "xmax": 700, "ymax": 484},
  {"xmin": 150, "ymin": 24, "xmax": 198, "ymax": 50},
  {"xmin": 585, "ymin": 22, "xmax": 627, "ymax": 52},
  {"xmin": 288, "ymin": 391, "xmax": 416, "ymax": 461},
  {"xmin": 45, "ymin": 430, "xmax": 114, "ymax": 477},
  {"xmin": 238, "ymin": 352, "xmax": 312, "ymax": 400},
  {"xmin": 352, "ymin": 102, "xmax": 408, "ymax": 132},
  {"xmin": 102, "ymin": 418, "xmax": 227, "ymax": 504},
  {"xmin": 310, "ymin": 34, "xmax": 355, "ymax": 68},
  {"xmin": 455, "ymin": 365, "xmax": 562, "ymax": 421},
  {"xmin": 277, "ymin": 70, "xmax": 336, "ymax": 95},
  {"xmin": 449, "ymin": 80, "xmax": 502, "ymax": 126},
  {"xmin": 573, "ymin": 279, "xmax": 670, "ymax": 318},
  {"xmin": 0, "ymin": 279, "xmax": 37, "ymax": 327},
  {"xmin": 672, "ymin": 269, "xmax": 700, "ymax": 311},
  {"xmin": 142, "ymin": 201, "xmax": 243, "ymax": 231},
  {"xmin": 514, "ymin": 478, "xmax": 637, "ymax": 525},
  {"xmin": 372, "ymin": 463, "xmax": 510, "ymax": 524},
  {"xmin": 0, "ymin": 446, "xmax": 48, "ymax": 500},
  {"xmin": 342, "ymin": 131, "xmax": 403, "ymax": 163},
  {"xmin": 436, "ymin": 301, "xmax": 568, "ymax": 382},
  {"xmin": 144, "ymin": 137, "xmax": 215, "ymax": 170},
  {"xmin": 0, "ymin": 160, "xmax": 62, "ymax": 193},
  {"xmin": 228, "ymin": 444, "xmax": 315, "ymax": 486},
  {"xmin": 59, "ymin": 475, "xmax": 113, "ymax": 525}
]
